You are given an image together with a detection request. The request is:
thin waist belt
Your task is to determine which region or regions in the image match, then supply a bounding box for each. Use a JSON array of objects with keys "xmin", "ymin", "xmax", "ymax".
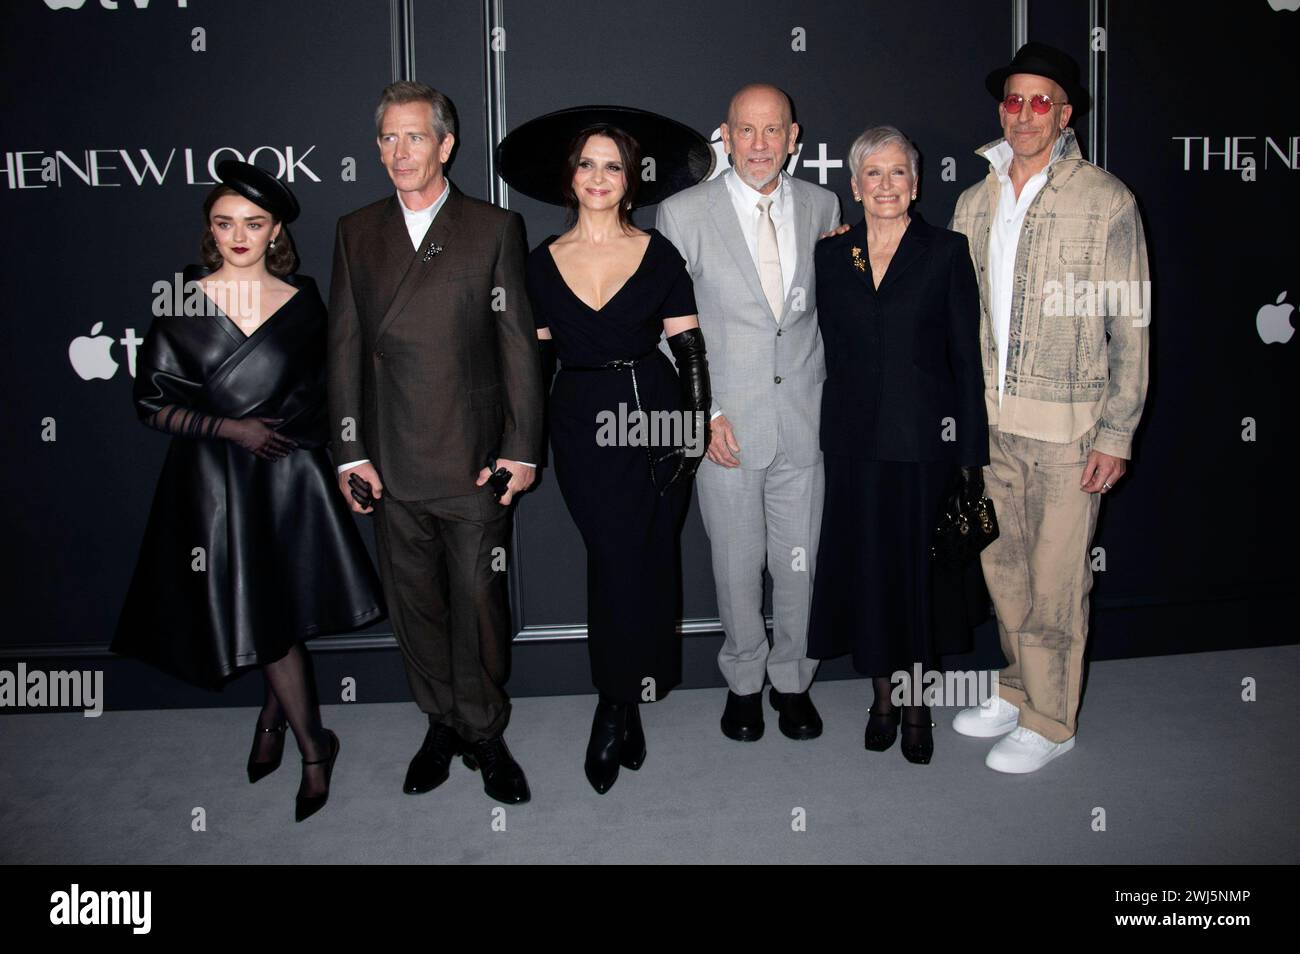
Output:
[
  {"xmin": 559, "ymin": 348, "xmax": 660, "ymax": 371},
  {"xmin": 558, "ymin": 348, "xmax": 680, "ymax": 494}
]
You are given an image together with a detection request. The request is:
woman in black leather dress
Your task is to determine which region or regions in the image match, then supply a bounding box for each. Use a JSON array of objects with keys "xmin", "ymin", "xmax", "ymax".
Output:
[
  {"xmin": 508, "ymin": 114, "xmax": 711, "ymax": 794},
  {"xmin": 112, "ymin": 161, "xmax": 385, "ymax": 821}
]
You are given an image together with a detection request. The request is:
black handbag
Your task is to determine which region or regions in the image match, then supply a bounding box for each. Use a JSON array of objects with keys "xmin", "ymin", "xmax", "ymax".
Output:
[{"xmin": 931, "ymin": 478, "xmax": 999, "ymax": 570}]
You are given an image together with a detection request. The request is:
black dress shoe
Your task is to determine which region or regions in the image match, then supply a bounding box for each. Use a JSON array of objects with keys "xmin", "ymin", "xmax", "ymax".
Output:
[
  {"xmin": 864, "ymin": 705, "xmax": 900, "ymax": 752},
  {"xmin": 247, "ymin": 720, "xmax": 287, "ymax": 783},
  {"xmin": 768, "ymin": 686, "xmax": 824, "ymax": 740},
  {"xmin": 462, "ymin": 735, "xmax": 531, "ymax": 804},
  {"xmin": 403, "ymin": 723, "xmax": 462, "ymax": 795},
  {"xmin": 584, "ymin": 696, "xmax": 627, "ymax": 795},
  {"xmin": 621, "ymin": 702, "xmax": 646, "ymax": 771},
  {"xmin": 900, "ymin": 709, "xmax": 934, "ymax": 765},
  {"xmin": 721, "ymin": 690, "xmax": 764, "ymax": 742},
  {"xmin": 295, "ymin": 729, "xmax": 339, "ymax": 823}
]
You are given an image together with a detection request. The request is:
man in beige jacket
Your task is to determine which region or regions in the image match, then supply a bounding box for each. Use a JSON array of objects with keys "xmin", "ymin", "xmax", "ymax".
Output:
[{"xmin": 949, "ymin": 43, "xmax": 1150, "ymax": 773}]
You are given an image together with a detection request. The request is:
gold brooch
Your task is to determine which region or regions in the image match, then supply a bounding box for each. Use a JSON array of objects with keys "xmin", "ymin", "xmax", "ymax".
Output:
[{"xmin": 851, "ymin": 246, "xmax": 866, "ymax": 272}]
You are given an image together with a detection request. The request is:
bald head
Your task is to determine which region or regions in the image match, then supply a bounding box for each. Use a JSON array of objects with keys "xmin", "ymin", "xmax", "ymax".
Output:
[
  {"xmin": 721, "ymin": 83, "xmax": 799, "ymax": 194},
  {"xmin": 726, "ymin": 83, "xmax": 793, "ymax": 128}
]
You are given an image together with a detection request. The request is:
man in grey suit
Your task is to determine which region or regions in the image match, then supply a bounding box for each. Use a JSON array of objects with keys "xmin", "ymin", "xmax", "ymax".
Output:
[{"xmin": 656, "ymin": 84, "xmax": 840, "ymax": 741}]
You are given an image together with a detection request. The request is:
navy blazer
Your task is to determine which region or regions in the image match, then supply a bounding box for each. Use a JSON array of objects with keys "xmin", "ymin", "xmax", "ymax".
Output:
[{"xmin": 814, "ymin": 211, "xmax": 988, "ymax": 465}]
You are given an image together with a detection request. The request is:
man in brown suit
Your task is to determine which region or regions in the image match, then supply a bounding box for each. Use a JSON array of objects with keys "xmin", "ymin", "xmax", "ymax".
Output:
[{"xmin": 327, "ymin": 81, "xmax": 543, "ymax": 804}]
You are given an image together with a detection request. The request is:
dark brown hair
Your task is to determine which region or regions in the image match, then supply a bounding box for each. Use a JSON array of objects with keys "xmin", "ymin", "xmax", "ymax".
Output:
[
  {"xmin": 560, "ymin": 124, "xmax": 641, "ymax": 232},
  {"xmin": 199, "ymin": 184, "xmax": 297, "ymax": 276}
]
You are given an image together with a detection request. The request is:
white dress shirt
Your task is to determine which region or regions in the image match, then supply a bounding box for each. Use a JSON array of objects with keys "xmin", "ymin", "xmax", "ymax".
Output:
[
  {"xmin": 337, "ymin": 180, "xmax": 534, "ymax": 473},
  {"xmin": 712, "ymin": 167, "xmax": 798, "ymax": 422},
  {"xmin": 724, "ymin": 167, "xmax": 797, "ymax": 301},
  {"xmin": 985, "ymin": 137, "xmax": 1064, "ymax": 404}
]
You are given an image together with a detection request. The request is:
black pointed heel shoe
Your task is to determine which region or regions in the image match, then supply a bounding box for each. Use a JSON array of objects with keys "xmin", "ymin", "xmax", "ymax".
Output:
[
  {"xmin": 584, "ymin": 697, "xmax": 628, "ymax": 794},
  {"xmin": 246, "ymin": 720, "xmax": 287, "ymax": 783},
  {"xmin": 620, "ymin": 702, "xmax": 646, "ymax": 771},
  {"xmin": 295, "ymin": 729, "xmax": 339, "ymax": 822}
]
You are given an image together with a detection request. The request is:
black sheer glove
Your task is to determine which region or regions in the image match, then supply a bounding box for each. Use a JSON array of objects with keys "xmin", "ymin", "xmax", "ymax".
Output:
[
  {"xmin": 957, "ymin": 465, "xmax": 985, "ymax": 510},
  {"xmin": 219, "ymin": 417, "xmax": 298, "ymax": 460},
  {"xmin": 538, "ymin": 337, "xmax": 556, "ymax": 392},
  {"xmin": 143, "ymin": 405, "xmax": 297, "ymax": 461},
  {"xmin": 663, "ymin": 327, "xmax": 711, "ymax": 492},
  {"xmin": 144, "ymin": 404, "xmax": 226, "ymax": 440}
]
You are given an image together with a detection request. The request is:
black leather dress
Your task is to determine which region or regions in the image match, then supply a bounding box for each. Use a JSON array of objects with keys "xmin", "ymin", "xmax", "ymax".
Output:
[{"xmin": 111, "ymin": 271, "xmax": 385, "ymax": 689}]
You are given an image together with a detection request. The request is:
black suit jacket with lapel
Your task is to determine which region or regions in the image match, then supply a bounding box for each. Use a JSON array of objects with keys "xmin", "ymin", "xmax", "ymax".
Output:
[
  {"xmin": 814, "ymin": 211, "xmax": 988, "ymax": 466},
  {"xmin": 326, "ymin": 182, "xmax": 544, "ymax": 500}
]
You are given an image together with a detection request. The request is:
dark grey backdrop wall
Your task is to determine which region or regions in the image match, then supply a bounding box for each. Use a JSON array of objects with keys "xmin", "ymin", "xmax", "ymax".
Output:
[{"xmin": 1, "ymin": 0, "xmax": 1295, "ymax": 711}]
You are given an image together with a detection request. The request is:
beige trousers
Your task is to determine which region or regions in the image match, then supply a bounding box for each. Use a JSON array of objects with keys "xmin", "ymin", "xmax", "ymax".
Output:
[{"xmin": 980, "ymin": 423, "xmax": 1103, "ymax": 743}]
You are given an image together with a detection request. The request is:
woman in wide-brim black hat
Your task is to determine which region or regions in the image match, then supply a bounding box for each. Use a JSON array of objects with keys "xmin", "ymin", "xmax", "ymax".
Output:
[
  {"xmin": 111, "ymin": 160, "xmax": 386, "ymax": 822},
  {"xmin": 498, "ymin": 107, "xmax": 713, "ymax": 794}
]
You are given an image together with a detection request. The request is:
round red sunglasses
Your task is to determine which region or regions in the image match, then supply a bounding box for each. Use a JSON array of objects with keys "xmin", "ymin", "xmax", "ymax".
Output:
[{"xmin": 1002, "ymin": 93, "xmax": 1059, "ymax": 114}]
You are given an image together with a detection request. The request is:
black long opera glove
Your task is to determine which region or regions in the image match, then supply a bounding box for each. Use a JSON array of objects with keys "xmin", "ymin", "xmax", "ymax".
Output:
[
  {"xmin": 538, "ymin": 336, "xmax": 557, "ymax": 393},
  {"xmin": 143, "ymin": 405, "xmax": 298, "ymax": 461},
  {"xmin": 957, "ymin": 465, "xmax": 985, "ymax": 510},
  {"xmin": 664, "ymin": 327, "xmax": 711, "ymax": 490}
]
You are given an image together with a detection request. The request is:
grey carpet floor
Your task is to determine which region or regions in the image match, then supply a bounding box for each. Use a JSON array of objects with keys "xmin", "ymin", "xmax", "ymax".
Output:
[{"xmin": 2, "ymin": 646, "xmax": 1296, "ymax": 864}]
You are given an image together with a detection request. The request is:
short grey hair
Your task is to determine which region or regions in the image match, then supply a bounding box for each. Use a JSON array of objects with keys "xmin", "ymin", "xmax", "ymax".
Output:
[
  {"xmin": 847, "ymin": 125, "xmax": 919, "ymax": 183},
  {"xmin": 374, "ymin": 81, "xmax": 457, "ymax": 141}
]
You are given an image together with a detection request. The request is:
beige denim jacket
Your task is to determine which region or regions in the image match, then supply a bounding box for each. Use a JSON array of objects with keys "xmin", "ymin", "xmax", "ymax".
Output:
[{"xmin": 950, "ymin": 128, "xmax": 1149, "ymax": 459}]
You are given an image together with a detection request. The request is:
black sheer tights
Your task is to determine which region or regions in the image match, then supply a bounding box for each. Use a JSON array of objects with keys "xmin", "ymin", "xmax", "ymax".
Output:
[
  {"xmin": 871, "ymin": 676, "xmax": 931, "ymax": 740},
  {"xmin": 252, "ymin": 643, "xmax": 331, "ymax": 797}
]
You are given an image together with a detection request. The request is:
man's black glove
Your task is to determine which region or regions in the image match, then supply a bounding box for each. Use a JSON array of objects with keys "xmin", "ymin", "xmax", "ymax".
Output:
[{"xmin": 663, "ymin": 327, "xmax": 711, "ymax": 492}]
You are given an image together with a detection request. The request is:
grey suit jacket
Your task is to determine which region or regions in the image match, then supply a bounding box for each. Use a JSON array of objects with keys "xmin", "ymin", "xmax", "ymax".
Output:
[{"xmin": 656, "ymin": 170, "xmax": 840, "ymax": 469}]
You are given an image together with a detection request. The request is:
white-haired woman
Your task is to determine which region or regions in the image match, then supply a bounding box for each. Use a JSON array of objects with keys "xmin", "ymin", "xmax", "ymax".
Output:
[{"xmin": 806, "ymin": 126, "xmax": 988, "ymax": 764}]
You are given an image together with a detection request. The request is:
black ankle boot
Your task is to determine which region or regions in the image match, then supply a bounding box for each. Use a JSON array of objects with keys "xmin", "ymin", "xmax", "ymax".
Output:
[
  {"xmin": 584, "ymin": 694, "xmax": 628, "ymax": 794},
  {"xmin": 621, "ymin": 702, "xmax": 646, "ymax": 770}
]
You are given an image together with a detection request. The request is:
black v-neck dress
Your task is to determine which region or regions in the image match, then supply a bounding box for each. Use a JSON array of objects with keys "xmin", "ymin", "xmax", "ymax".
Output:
[
  {"xmin": 526, "ymin": 229, "xmax": 697, "ymax": 703},
  {"xmin": 111, "ymin": 272, "xmax": 386, "ymax": 689}
]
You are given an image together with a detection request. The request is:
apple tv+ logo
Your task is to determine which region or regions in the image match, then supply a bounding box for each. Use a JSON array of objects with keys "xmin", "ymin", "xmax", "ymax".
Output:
[
  {"xmin": 44, "ymin": 0, "xmax": 188, "ymax": 10},
  {"xmin": 1256, "ymin": 292, "xmax": 1296, "ymax": 345},
  {"xmin": 68, "ymin": 323, "xmax": 143, "ymax": 380}
]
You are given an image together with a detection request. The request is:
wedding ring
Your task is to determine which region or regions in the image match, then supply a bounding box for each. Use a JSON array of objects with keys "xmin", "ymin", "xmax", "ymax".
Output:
[{"xmin": 1102, "ymin": 481, "xmax": 1112, "ymax": 490}]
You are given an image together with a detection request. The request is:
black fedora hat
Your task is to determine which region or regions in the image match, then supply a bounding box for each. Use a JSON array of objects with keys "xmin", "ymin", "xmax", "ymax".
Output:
[
  {"xmin": 495, "ymin": 105, "xmax": 714, "ymax": 209},
  {"xmin": 985, "ymin": 41, "xmax": 1089, "ymax": 113},
  {"xmin": 215, "ymin": 159, "xmax": 301, "ymax": 224}
]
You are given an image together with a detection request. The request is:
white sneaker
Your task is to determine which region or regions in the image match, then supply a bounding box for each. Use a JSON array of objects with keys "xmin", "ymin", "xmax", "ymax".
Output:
[
  {"xmin": 985, "ymin": 726, "xmax": 1075, "ymax": 774},
  {"xmin": 951, "ymin": 695, "xmax": 1019, "ymax": 738}
]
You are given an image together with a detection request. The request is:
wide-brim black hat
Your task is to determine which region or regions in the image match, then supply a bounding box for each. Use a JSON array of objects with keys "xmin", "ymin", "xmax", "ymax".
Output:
[
  {"xmin": 215, "ymin": 159, "xmax": 301, "ymax": 224},
  {"xmin": 985, "ymin": 41, "xmax": 1089, "ymax": 114},
  {"xmin": 495, "ymin": 105, "xmax": 714, "ymax": 208}
]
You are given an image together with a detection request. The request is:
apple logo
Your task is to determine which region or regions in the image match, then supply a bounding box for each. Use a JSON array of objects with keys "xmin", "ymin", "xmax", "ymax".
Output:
[
  {"xmin": 1267, "ymin": 0, "xmax": 1300, "ymax": 11},
  {"xmin": 69, "ymin": 321, "xmax": 118, "ymax": 380},
  {"xmin": 1256, "ymin": 292, "xmax": 1295, "ymax": 344},
  {"xmin": 44, "ymin": 0, "xmax": 89, "ymax": 9}
]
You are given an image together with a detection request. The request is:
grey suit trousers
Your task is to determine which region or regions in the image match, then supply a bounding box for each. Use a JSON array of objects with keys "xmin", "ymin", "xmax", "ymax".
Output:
[{"xmin": 695, "ymin": 428, "xmax": 824, "ymax": 695}]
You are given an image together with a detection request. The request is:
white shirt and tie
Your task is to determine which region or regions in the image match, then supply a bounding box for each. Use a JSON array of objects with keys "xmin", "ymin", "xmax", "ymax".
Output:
[
  {"xmin": 336, "ymin": 180, "xmax": 535, "ymax": 474},
  {"xmin": 715, "ymin": 167, "xmax": 798, "ymax": 420}
]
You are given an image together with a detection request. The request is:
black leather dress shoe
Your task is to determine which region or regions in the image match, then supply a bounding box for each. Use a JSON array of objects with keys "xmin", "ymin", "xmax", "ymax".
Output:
[
  {"xmin": 462, "ymin": 735, "xmax": 531, "ymax": 804},
  {"xmin": 720, "ymin": 690, "xmax": 764, "ymax": 742},
  {"xmin": 584, "ymin": 697, "xmax": 627, "ymax": 795},
  {"xmin": 403, "ymin": 723, "xmax": 462, "ymax": 795},
  {"xmin": 768, "ymin": 686, "xmax": 824, "ymax": 740}
]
